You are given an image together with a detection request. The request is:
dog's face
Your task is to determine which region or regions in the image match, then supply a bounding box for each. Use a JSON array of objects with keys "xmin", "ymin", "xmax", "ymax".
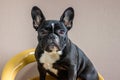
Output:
[
  {"xmin": 31, "ymin": 6, "xmax": 74, "ymax": 52},
  {"xmin": 35, "ymin": 20, "xmax": 68, "ymax": 52}
]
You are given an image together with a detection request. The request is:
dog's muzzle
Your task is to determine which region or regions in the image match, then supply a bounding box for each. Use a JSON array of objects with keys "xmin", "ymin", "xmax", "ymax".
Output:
[{"xmin": 45, "ymin": 33, "xmax": 60, "ymax": 52}]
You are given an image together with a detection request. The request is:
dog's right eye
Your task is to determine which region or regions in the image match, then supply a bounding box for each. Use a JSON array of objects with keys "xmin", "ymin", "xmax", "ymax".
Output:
[
  {"xmin": 39, "ymin": 29, "xmax": 48, "ymax": 36},
  {"xmin": 57, "ymin": 29, "xmax": 66, "ymax": 36}
]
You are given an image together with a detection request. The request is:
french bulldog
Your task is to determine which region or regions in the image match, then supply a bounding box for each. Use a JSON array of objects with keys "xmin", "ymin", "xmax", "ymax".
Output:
[{"xmin": 31, "ymin": 6, "xmax": 99, "ymax": 80}]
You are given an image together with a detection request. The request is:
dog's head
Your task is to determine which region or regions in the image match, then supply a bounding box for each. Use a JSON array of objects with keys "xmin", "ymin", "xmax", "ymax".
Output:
[{"xmin": 31, "ymin": 6, "xmax": 74, "ymax": 52}]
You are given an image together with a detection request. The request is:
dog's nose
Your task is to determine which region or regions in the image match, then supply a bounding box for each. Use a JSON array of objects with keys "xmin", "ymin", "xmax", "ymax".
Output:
[
  {"xmin": 47, "ymin": 33, "xmax": 59, "ymax": 45},
  {"xmin": 48, "ymin": 33, "xmax": 57, "ymax": 40}
]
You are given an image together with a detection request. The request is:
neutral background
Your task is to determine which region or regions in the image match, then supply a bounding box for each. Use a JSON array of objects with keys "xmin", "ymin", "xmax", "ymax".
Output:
[{"xmin": 0, "ymin": 0, "xmax": 120, "ymax": 80}]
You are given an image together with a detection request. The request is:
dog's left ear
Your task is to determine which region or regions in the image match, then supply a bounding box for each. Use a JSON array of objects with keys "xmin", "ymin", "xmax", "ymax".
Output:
[
  {"xmin": 31, "ymin": 6, "xmax": 45, "ymax": 31},
  {"xmin": 60, "ymin": 7, "xmax": 74, "ymax": 30}
]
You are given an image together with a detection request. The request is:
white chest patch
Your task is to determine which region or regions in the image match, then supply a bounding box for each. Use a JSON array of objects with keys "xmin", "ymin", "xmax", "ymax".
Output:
[{"xmin": 39, "ymin": 49, "xmax": 62, "ymax": 75}]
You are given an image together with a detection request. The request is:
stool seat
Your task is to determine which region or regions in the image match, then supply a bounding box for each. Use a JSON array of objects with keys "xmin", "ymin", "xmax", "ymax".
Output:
[{"xmin": 1, "ymin": 49, "xmax": 104, "ymax": 80}]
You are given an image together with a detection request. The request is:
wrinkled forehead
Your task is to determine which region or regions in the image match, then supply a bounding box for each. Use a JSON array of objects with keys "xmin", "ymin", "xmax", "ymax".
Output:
[{"xmin": 40, "ymin": 20, "xmax": 67, "ymax": 30}]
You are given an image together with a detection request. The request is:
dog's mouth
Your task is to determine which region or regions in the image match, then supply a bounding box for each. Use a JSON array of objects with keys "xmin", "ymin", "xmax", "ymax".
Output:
[{"xmin": 44, "ymin": 43, "xmax": 61, "ymax": 52}]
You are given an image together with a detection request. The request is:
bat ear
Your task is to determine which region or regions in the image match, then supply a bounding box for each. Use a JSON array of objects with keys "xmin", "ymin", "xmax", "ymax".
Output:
[
  {"xmin": 31, "ymin": 6, "xmax": 45, "ymax": 30},
  {"xmin": 60, "ymin": 7, "xmax": 74, "ymax": 30}
]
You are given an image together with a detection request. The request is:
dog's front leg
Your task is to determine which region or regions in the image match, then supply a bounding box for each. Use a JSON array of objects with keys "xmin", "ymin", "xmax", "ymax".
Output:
[
  {"xmin": 68, "ymin": 65, "xmax": 77, "ymax": 80},
  {"xmin": 37, "ymin": 63, "xmax": 46, "ymax": 80}
]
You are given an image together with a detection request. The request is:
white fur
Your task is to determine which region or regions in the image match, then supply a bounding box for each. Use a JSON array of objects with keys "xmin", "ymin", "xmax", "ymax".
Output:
[
  {"xmin": 39, "ymin": 48, "xmax": 62, "ymax": 75},
  {"xmin": 51, "ymin": 23, "xmax": 55, "ymax": 28}
]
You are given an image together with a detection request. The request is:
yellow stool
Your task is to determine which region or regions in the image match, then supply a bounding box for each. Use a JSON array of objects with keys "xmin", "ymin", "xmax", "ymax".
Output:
[{"xmin": 1, "ymin": 49, "xmax": 104, "ymax": 80}]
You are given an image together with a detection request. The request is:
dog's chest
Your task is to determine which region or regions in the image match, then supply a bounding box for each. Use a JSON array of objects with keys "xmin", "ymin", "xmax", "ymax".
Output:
[{"xmin": 39, "ymin": 50, "xmax": 62, "ymax": 75}]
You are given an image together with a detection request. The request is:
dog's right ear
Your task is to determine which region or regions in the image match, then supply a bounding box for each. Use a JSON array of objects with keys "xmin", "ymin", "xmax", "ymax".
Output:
[
  {"xmin": 60, "ymin": 7, "xmax": 74, "ymax": 31},
  {"xmin": 31, "ymin": 6, "xmax": 45, "ymax": 30}
]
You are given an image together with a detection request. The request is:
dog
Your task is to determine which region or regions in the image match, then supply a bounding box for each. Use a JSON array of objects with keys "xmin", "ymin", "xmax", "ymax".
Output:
[{"xmin": 31, "ymin": 6, "xmax": 99, "ymax": 80}]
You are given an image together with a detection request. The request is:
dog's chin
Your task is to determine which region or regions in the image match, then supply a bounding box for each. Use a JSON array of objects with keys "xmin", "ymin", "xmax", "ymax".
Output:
[{"xmin": 44, "ymin": 45, "xmax": 61, "ymax": 52}]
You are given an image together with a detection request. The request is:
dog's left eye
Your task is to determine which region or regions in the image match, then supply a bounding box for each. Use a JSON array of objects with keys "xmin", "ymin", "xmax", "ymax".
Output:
[
  {"xmin": 40, "ymin": 29, "xmax": 48, "ymax": 36},
  {"xmin": 57, "ymin": 29, "xmax": 66, "ymax": 35}
]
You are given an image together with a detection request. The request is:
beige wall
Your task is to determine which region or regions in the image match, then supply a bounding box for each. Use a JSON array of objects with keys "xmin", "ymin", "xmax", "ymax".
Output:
[{"xmin": 0, "ymin": 0, "xmax": 120, "ymax": 80}]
